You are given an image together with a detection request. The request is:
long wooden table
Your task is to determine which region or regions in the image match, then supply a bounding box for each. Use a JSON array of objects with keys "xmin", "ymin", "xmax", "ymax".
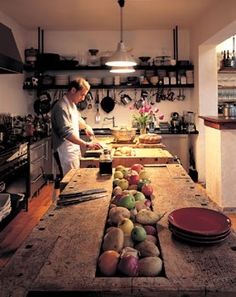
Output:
[{"xmin": 1, "ymin": 165, "xmax": 236, "ymax": 297}]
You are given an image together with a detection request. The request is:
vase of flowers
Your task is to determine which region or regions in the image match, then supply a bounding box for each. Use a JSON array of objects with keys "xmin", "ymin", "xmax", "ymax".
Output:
[{"xmin": 132, "ymin": 103, "xmax": 164, "ymax": 134}]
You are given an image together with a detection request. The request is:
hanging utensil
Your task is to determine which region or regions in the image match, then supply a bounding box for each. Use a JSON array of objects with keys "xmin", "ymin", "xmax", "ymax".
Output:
[
  {"xmin": 101, "ymin": 90, "xmax": 115, "ymax": 113},
  {"xmin": 95, "ymin": 90, "xmax": 100, "ymax": 123}
]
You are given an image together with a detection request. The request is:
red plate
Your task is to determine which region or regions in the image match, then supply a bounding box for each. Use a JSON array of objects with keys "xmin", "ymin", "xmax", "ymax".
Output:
[
  {"xmin": 168, "ymin": 207, "xmax": 231, "ymax": 236},
  {"xmin": 169, "ymin": 224, "xmax": 231, "ymax": 241},
  {"xmin": 170, "ymin": 228, "xmax": 230, "ymax": 245}
]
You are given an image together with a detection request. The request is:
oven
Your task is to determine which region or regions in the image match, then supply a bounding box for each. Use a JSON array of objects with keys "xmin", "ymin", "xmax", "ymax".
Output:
[{"xmin": 0, "ymin": 142, "xmax": 29, "ymax": 230}]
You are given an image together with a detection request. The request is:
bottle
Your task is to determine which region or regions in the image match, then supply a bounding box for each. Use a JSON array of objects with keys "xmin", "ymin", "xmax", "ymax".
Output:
[
  {"xmin": 99, "ymin": 148, "xmax": 112, "ymax": 175},
  {"xmin": 148, "ymin": 111, "xmax": 156, "ymax": 133},
  {"xmin": 225, "ymin": 50, "xmax": 231, "ymax": 67}
]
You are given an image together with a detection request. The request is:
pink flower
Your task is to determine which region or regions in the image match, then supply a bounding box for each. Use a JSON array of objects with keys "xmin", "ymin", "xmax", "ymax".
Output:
[{"xmin": 158, "ymin": 114, "xmax": 164, "ymax": 120}]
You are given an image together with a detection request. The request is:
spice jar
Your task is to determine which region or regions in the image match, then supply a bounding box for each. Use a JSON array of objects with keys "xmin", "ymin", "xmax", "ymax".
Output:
[{"xmin": 99, "ymin": 148, "xmax": 112, "ymax": 175}]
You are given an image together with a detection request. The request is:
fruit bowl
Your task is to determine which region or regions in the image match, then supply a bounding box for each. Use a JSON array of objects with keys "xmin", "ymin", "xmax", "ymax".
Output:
[{"xmin": 111, "ymin": 127, "xmax": 137, "ymax": 143}]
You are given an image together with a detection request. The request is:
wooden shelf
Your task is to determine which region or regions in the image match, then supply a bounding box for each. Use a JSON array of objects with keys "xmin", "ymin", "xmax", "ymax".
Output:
[
  {"xmin": 218, "ymin": 67, "xmax": 236, "ymax": 73},
  {"xmin": 23, "ymin": 83, "xmax": 194, "ymax": 90},
  {"xmin": 218, "ymin": 85, "xmax": 236, "ymax": 89},
  {"xmin": 24, "ymin": 64, "xmax": 194, "ymax": 72}
]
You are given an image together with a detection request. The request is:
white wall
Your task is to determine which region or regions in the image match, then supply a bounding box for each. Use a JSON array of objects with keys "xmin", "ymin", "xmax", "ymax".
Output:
[
  {"xmin": 0, "ymin": 11, "xmax": 33, "ymax": 115},
  {"xmin": 190, "ymin": 0, "xmax": 236, "ymax": 183}
]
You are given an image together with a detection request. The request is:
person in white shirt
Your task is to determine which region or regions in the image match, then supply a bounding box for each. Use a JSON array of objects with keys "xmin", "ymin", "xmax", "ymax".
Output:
[{"xmin": 51, "ymin": 77, "xmax": 102, "ymax": 176}]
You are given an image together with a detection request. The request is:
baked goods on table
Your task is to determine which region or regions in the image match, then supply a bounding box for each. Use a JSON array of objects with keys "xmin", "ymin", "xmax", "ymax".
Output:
[{"xmin": 138, "ymin": 133, "xmax": 162, "ymax": 144}]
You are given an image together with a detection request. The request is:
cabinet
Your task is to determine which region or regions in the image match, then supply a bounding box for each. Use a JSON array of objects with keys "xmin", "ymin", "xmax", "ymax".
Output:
[
  {"xmin": 23, "ymin": 64, "xmax": 194, "ymax": 90},
  {"xmin": 28, "ymin": 137, "xmax": 52, "ymax": 197},
  {"xmin": 161, "ymin": 134, "xmax": 189, "ymax": 171}
]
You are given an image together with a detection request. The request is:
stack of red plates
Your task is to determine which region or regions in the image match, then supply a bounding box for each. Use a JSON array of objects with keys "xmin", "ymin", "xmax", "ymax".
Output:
[{"xmin": 168, "ymin": 207, "xmax": 231, "ymax": 245}]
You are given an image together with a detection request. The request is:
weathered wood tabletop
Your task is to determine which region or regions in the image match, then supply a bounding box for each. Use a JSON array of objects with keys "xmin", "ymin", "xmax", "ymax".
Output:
[{"xmin": 1, "ymin": 165, "xmax": 236, "ymax": 297}]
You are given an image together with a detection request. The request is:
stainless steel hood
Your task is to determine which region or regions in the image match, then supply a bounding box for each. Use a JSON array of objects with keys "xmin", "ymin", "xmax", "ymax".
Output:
[{"xmin": 0, "ymin": 23, "xmax": 23, "ymax": 74}]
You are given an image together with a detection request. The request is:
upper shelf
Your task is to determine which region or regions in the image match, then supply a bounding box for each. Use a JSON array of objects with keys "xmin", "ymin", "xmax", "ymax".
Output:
[
  {"xmin": 24, "ymin": 64, "xmax": 194, "ymax": 72},
  {"xmin": 218, "ymin": 67, "xmax": 236, "ymax": 73},
  {"xmin": 23, "ymin": 83, "xmax": 194, "ymax": 90}
]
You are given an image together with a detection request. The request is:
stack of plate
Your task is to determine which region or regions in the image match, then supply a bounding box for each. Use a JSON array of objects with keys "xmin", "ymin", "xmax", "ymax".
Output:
[
  {"xmin": 168, "ymin": 207, "xmax": 231, "ymax": 245},
  {"xmin": 0, "ymin": 193, "xmax": 11, "ymax": 222}
]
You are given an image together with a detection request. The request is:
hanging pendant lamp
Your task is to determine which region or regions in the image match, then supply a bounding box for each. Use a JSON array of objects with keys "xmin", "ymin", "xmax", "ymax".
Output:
[
  {"xmin": 106, "ymin": 0, "xmax": 137, "ymax": 71},
  {"xmin": 110, "ymin": 66, "xmax": 135, "ymax": 73}
]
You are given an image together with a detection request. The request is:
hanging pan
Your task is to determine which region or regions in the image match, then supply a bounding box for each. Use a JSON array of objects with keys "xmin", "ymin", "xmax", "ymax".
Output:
[
  {"xmin": 101, "ymin": 90, "xmax": 115, "ymax": 113},
  {"xmin": 34, "ymin": 91, "xmax": 51, "ymax": 115}
]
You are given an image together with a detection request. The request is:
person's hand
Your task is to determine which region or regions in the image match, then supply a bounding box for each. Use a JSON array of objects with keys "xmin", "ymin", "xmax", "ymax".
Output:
[
  {"xmin": 87, "ymin": 141, "xmax": 103, "ymax": 150},
  {"xmin": 85, "ymin": 125, "xmax": 94, "ymax": 137}
]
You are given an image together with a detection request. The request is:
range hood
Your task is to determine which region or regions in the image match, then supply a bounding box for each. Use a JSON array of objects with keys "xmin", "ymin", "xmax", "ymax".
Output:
[{"xmin": 0, "ymin": 23, "xmax": 23, "ymax": 74}]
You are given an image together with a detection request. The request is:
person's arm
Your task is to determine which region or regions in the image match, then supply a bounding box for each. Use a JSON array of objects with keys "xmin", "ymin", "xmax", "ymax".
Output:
[{"xmin": 79, "ymin": 117, "xmax": 94, "ymax": 137}]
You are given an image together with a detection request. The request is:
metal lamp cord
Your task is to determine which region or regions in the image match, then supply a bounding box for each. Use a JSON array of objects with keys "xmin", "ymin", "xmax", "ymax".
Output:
[{"xmin": 118, "ymin": 0, "xmax": 125, "ymax": 42}]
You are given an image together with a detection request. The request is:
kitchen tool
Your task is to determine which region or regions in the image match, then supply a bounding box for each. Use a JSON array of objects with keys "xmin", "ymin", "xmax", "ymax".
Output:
[
  {"xmin": 86, "ymin": 91, "xmax": 93, "ymax": 109},
  {"xmin": 95, "ymin": 90, "xmax": 100, "ymax": 123},
  {"xmin": 120, "ymin": 93, "xmax": 132, "ymax": 105},
  {"xmin": 101, "ymin": 90, "xmax": 115, "ymax": 113},
  {"xmin": 34, "ymin": 92, "xmax": 51, "ymax": 115},
  {"xmin": 57, "ymin": 193, "xmax": 108, "ymax": 206},
  {"xmin": 59, "ymin": 188, "xmax": 107, "ymax": 199}
]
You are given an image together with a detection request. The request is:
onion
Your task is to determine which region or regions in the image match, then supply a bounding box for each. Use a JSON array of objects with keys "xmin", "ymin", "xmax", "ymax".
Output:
[{"xmin": 118, "ymin": 254, "xmax": 139, "ymax": 276}]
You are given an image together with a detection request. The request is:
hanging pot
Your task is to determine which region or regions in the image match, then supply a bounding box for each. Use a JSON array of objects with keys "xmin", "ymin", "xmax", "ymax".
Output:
[
  {"xmin": 34, "ymin": 92, "xmax": 52, "ymax": 115},
  {"xmin": 101, "ymin": 90, "xmax": 115, "ymax": 113},
  {"xmin": 34, "ymin": 98, "xmax": 51, "ymax": 115},
  {"xmin": 120, "ymin": 93, "xmax": 132, "ymax": 105}
]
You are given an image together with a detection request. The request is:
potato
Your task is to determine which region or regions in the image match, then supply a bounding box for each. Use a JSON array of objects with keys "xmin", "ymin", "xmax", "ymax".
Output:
[
  {"xmin": 135, "ymin": 200, "xmax": 149, "ymax": 212},
  {"xmin": 108, "ymin": 206, "xmax": 130, "ymax": 224},
  {"xmin": 102, "ymin": 227, "xmax": 124, "ymax": 252},
  {"xmin": 146, "ymin": 234, "xmax": 157, "ymax": 245},
  {"xmin": 136, "ymin": 209, "xmax": 162, "ymax": 225},
  {"xmin": 135, "ymin": 240, "xmax": 160, "ymax": 257},
  {"xmin": 138, "ymin": 257, "xmax": 163, "ymax": 276},
  {"xmin": 123, "ymin": 235, "xmax": 134, "ymax": 248}
]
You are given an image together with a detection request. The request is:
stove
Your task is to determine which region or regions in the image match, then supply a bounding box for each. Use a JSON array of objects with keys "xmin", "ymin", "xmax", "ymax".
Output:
[{"xmin": 0, "ymin": 142, "xmax": 29, "ymax": 217}]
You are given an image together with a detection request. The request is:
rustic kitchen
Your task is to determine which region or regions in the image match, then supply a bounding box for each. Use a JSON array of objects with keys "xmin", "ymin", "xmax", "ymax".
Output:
[{"xmin": 1, "ymin": 0, "xmax": 236, "ymax": 296}]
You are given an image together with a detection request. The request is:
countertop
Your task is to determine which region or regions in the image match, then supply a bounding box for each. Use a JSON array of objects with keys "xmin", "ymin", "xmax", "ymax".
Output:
[
  {"xmin": 81, "ymin": 128, "xmax": 199, "ymax": 136},
  {"xmin": 200, "ymin": 115, "xmax": 236, "ymax": 129},
  {"xmin": 1, "ymin": 166, "xmax": 236, "ymax": 296}
]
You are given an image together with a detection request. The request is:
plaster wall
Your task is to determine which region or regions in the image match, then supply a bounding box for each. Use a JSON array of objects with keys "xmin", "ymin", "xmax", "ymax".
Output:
[
  {"xmin": 0, "ymin": 11, "xmax": 33, "ymax": 115},
  {"xmin": 190, "ymin": 0, "xmax": 236, "ymax": 184},
  {"xmin": 205, "ymin": 126, "xmax": 222, "ymax": 206}
]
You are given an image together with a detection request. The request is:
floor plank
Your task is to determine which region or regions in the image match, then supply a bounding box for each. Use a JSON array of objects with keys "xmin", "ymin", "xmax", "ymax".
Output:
[{"xmin": 0, "ymin": 183, "xmax": 53, "ymax": 268}]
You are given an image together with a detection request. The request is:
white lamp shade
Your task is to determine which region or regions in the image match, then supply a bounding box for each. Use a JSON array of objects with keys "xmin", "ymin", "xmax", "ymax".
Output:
[
  {"xmin": 106, "ymin": 42, "xmax": 137, "ymax": 67},
  {"xmin": 110, "ymin": 66, "xmax": 135, "ymax": 73}
]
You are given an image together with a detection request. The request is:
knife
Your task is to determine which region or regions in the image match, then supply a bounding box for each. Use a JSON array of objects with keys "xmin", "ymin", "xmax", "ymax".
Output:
[
  {"xmin": 57, "ymin": 193, "xmax": 108, "ymax": 206},
  {"xmin": 59, "ymin": 188, "xmax": 107, "ymax": 199}
]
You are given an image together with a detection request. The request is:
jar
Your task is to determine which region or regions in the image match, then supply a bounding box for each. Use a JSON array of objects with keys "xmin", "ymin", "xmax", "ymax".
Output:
[
  {"xmin": 99, "ymin": 148, "xmax": 112, "ymax": 175},
  {"xmin": 88, "ymin": 49, "xmax": 100, "ymax": 66}
]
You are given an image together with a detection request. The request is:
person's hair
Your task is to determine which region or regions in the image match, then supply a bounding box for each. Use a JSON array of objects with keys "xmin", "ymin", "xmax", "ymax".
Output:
[{"xmin": 68, "ymin": 77, "xmax": 90, "ymax": 92}]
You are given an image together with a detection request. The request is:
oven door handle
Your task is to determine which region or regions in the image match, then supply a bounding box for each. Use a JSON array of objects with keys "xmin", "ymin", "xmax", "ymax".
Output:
[
  {"xmin": 31, "ymin": 172, "xmax": 44, "ymax": 184},
  {"xmin": 31, "ymin": 155, "xmax": 45, "ymax": 164}
]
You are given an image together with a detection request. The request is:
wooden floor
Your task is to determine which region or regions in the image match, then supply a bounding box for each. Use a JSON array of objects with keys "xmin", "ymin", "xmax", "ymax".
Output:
[
  {"xmin": 0, "ymin": 181, "xmax": 236, "ymax": 270},
  {"xmin": 0, "ymin": 183, "xmax": 53, "ymax": 268}
]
